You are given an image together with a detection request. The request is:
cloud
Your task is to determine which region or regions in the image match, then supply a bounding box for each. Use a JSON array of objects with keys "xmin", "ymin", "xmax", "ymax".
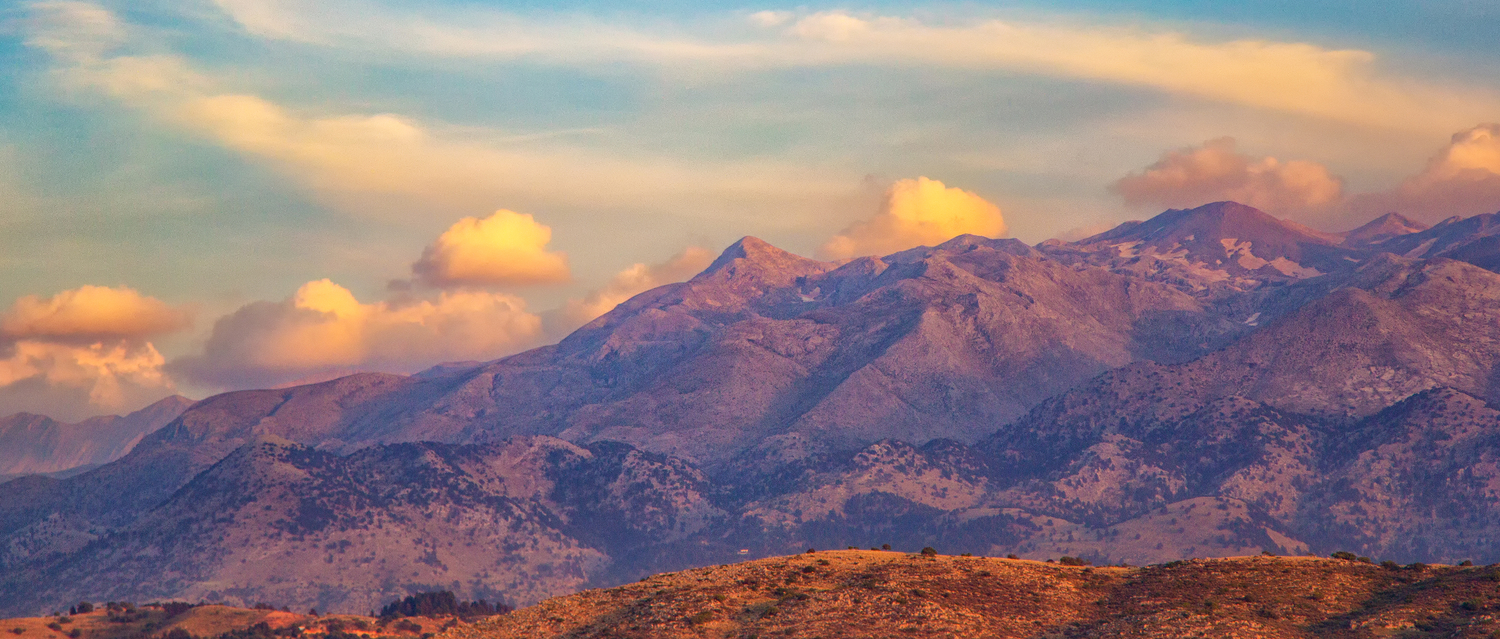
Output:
[
  {"xmin": 25, "ymin": 3, "xmax": 855, "ymax": 221},
  {"xmin": 207, "ymin": 2, "xmax": 1500, "ymax": 133},
  {"xmin": 549, "ymin": 246, "xmax": 712, "ymax": 335},
  {"xmin": 2, "ymin": 285, "xmax": 190, "ymax": 342},
  {"xmin": 1349, "ymin": 124, "xmax": 1500, "ymax": 219},
  {"xmin": 774, "ymin": 12, "xmax": 1492, "ymax": 130},
  {"xmin": 24, "ymin": 1, "xmax": 123, "ymax": 61},
  {"xmin": 173, "ymin": 279, "xmax": 544, "ymax": 389},
  {"xmin": 1111, "ymin": 137, "xmax": 1344, "ymax": 215},
  {"xmin": 0, "ymin": 340, "xmax": 170, "ymax": 417},
  {"xmin": 411, "ymin": 210, "xmax": 570, "ymax": 288},
  {"xmin": 819, "ymin": 177, "xmax": 1005, "ymax": 259},
  {"xmin": 0, "ymin": 285, "xmax": 186, "ymax": 419}
]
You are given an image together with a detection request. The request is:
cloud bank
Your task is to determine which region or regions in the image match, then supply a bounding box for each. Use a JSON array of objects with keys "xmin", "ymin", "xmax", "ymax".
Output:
[
  {"xmin": 1350, "ymin": 123, "xmax": 1500, "ymax": 219},
  {"xmin": 1116, "ymin": 126, "xmax": 1500, "ymax": 224},
  {"xmin": 820, "ymin": 177, "xmax": 1005, "ymax": 259},
  {"xmin": 173, "ymin": 279, "xmax": 543, "ymax": 389},
  {"xmin": 0, "ymin": 285, "xmax": 187, "ymax": 420},
  {"xmin": 2, "ymin": 285, "xmax": 190, "ymax": 342},
  {"xmin": 1111, "ymin": 138, "xmax": 1344, "ymax": 216}
]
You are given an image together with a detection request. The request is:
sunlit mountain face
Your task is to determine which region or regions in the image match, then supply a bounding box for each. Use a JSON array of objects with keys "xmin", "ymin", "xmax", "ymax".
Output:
[{"xmin": 4, "ymin": 203, "xmax": 1500, "ymax": 614}]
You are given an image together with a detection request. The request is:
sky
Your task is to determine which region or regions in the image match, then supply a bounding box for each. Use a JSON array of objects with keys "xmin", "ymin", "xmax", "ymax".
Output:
[{"xmin": 1, "ymin": 0, "xmax": 1499, "ymax": 420}]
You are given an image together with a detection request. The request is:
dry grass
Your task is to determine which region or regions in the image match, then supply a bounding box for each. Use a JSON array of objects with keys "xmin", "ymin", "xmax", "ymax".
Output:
[
  {"xmin": 447, "ymin": 550, "xmax": 1500, "ymax": 638},
  {"xmin": 2, "ymin": 606, "xmax": 449, "ymax": 639}
]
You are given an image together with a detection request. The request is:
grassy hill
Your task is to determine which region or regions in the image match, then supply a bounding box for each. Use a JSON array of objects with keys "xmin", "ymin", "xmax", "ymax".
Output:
[
  {"xmin": 2, "ymin": 604, "xmax": 450, "ymax": 639},
  {"xmin": 446, "ymin": 550, "xmax": 1500, "ymax": 638}
]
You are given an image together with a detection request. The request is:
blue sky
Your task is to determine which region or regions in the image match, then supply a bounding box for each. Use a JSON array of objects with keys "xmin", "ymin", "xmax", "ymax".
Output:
[{"xmin": 1, "ymin": 0, "xmax": 1498, "ymax": 418}]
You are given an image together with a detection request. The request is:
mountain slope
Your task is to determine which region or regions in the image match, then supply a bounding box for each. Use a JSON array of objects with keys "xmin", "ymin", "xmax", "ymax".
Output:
[
  {"xmin": 0, "ymin": 396, "xmax": 193, "ymax": 481},
  {"xmin": 1040, "ymin": 201, "xmax": 1361, "ymax": 295},
  {"xmin": 0, "ymin": 436, "xmax": 722, "ymax": 614},
  {"xmin": 1341, "ymin": 212, "xmax": 1429, "ymax": 247},
  {"xmin": 73, "ymin": 235, "xmax": 1210, "ymax": 470},
  {"xmin": 7, "ymin": 206, "xmax": 1500, "ymax": 616},
  {"xmin": 1372, "ymin": 211, "xmax": 1500, "ymax": 272}
]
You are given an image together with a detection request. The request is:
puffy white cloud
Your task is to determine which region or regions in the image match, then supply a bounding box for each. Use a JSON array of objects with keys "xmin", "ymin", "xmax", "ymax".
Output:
[
  {"xmin": 1350, "ymin": 124, "xmax": 1500, "ymax": 219},
  {"xmin": 174, "ymin": 279, "xmax": 544, "ymax": 389},
  {"xmin": 411, "ymin": 210, "xmax": 571, "ymax": 288},
  {"xmin": 1111, "ymin": 137, "xmax": 1344, "ymax": 215},
  {"xmin": 550, "ymin": 246, "xmax": 713, "ymax": 335},
  {"xmin": 0, "ymin": 285, "xmax": 187, "ymax": 420},
  {"xmin": 2, "ymin": 285, "xmax": 190, "ymax": 342},
  {"xmin": 820, "ymin": 177, "xmax": 1005, "ymax": 259}
]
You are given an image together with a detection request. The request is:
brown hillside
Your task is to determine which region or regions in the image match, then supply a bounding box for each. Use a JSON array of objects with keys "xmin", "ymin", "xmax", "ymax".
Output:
[
  {"xmin": 2, "ymin": 605, "xmax": 446, "ymax": 639},
  {"xmin": 448, "ymin": 550, "xmax": 1500, "ymax": 639}
]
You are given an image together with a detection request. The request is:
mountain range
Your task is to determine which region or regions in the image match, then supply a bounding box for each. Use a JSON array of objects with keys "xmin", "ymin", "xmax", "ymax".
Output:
[
  {"xmin": 0, "ymin": 396, "xmax": 192, "ymax": 482},
  {"xmin": 3, "ymin": 201, "xmax": 1499, "ymax": 615}
]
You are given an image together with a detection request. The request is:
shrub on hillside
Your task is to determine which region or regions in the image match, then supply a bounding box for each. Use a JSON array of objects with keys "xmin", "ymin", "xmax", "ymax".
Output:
[
  {"xmin": 378, "ymin": 592, "xmax": 510, "ymax": 620},
  {"xmin": 160, "ymin": 603, "xmax": 194, "ymax": 620},
  {"xmin": 158, "ymin": 629, "xmax": 194, "ymax": 639}
]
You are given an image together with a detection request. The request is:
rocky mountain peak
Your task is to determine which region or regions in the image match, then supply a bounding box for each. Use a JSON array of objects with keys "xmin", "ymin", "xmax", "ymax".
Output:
[
  {"xmin": 1342, "ymin": 212, "xmax": 1430, "ymax": 246},
  {"xmin": 699, "ymin": 236, "xmax": 830, "ymax": 284},
  {"xmin": 1040, "ymin": 201, "xmax": 1357, "ymax": 293},
  {"xmin": 1091, "ymin": 201, "xmax": 1334, "ymax": 248}
]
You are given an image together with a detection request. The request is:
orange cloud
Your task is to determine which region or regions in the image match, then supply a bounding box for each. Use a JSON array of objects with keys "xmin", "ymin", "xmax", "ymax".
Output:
[
  {"xmin": 819, "ymin": 177, "xmax": 1005, "ymax": 259},
  {"xmin": 551, "ymin": 246, "xmax": 712, "ymax": 334},
  {"xmin": 1112, "ymin": 137, "xmax": 1344, "ymax": 215},
  {"xmin": 0, "ymin": 285, "xmax": 186, "ymax": 419},
  {"xmin": 411, "ymin": 210, "xmax": 571, "ymax": 288},
  {"xmin": 2, "ymin": 285, "xmax": 189, "ymax": 342},
  {"xmin": 175, "ymin": 279, "xmax": 544, "ymax": 389},
  {"xmin": 1350, "ymin": 124, "xmax": 1500, "ymax": 219},
  {"xmin": 0, "ymin": 340, "xmax": 170, "ymax": 414}
]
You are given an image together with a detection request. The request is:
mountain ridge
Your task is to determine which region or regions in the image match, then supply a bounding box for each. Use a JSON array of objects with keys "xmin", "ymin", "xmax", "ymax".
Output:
[
  {"xmin": 4, "ymin": 202, "xmax": 1499, "ymax": 617},
  {"xmin": 0, "ymin": 395, "xmax": 193, "ymax": 482}
]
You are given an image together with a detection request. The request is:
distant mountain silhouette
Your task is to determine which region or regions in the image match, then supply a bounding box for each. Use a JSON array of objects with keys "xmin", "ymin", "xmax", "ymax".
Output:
[
  {"xmin": 0, "ymin": 395, "xmax": 192, "ymax": 482},
  {"xmin": 1341, "ymin": 211, "xmax": 1429, "ymax": 247}
]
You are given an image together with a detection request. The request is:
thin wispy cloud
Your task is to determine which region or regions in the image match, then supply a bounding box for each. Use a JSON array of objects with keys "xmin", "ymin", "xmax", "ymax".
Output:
[
  {"xmin": 23, "ymin": 2, "xmax": 858, "ymax": 222},
  {"xmin": 209, "ymin": 1, "xmax": 1500, "ymax": 133}
]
